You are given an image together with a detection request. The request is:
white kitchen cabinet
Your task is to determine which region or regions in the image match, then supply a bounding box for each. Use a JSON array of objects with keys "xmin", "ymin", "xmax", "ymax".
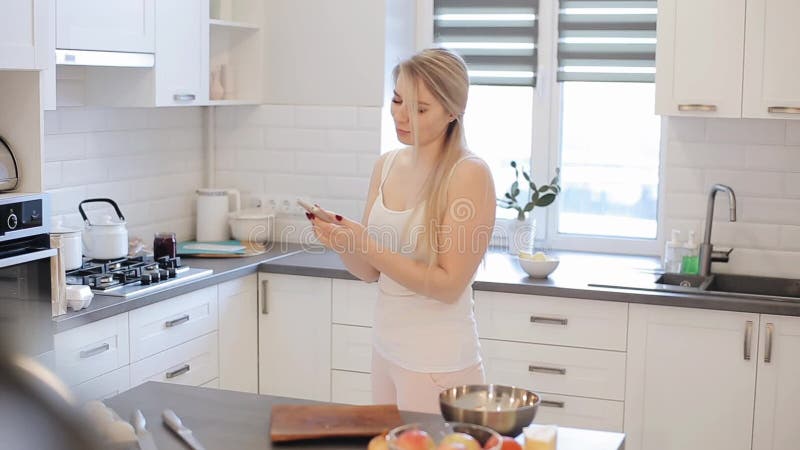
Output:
[
  {"xmin": 218, "ymin": 274, "xmax": 258, "ymax": 394},
  {"xmin": 257, "ymin": 273, "xmax": 331, "ymax": 402},
  {"xmin": 332, "ymin": 279, "xmax": 378, "ymax": 327},
  {"xmin": 331, "ymin": 324, "xmax": 372, "ymax": 373},
  {"xmin": 752, "ymin": 315, "xmax": 800, "ymax": 450},
  {"xmin": 130, "ymin": 332, "xmax": 219, "ymax": 388},
  {"xmin": 331, "ymin": 370, "xmax": 373, "ymax": 406},
  {"xmin": 54, "ymin": 313, "xmax": 130, "ymax": 387},
  {"xmin": 154, "ymin": 0, "xmax": 208, "ymax": 106},
  {"xmin": 532, "ymin": 393, "xmax": 624, "ymax": 433},
  {"xmin": 71, "ymin": 366, "xmax": 131, "ymax": 404},
  {"xmin": 742, "ymin": 0, "xmax": 800, "ymax": 119},
  {"xmin": 624, "ymin": 304, "xmax": 759, "ymax": 450},
  {"xmin": 0, "ymin": 0, "xmax": 48, "ymax": 70},
  {"xmin": 56, "ymin": 0, "xmax": 155, "ymax": 53},
  {"xmin": 655, "ymin": 0, "xmax": 747, "ymax": 117}
]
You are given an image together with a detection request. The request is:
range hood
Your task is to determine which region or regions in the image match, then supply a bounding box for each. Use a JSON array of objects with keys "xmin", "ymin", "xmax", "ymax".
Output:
[{"xmin": 55, "ymin": 49, "xmax": 154, "ymax": 68}]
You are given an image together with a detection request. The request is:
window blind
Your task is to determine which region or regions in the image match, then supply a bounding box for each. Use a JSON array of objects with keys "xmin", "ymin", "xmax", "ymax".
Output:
[
  {"xmin": 557, "ymin": 0, "xmax": 657, "ymax": 82},
  {"xmin": 433, "ymin": 0, "xmax": 539, "ymax": 87}
]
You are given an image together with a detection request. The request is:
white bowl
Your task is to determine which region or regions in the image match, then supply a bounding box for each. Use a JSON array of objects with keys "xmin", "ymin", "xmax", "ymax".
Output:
[
  {"xmin": 229, "ymin": 208, "xmax": 274, "ymax": 243},
  {"xmin": 518, "ymin": 254, "xmax": 560, "ymax": 278}
]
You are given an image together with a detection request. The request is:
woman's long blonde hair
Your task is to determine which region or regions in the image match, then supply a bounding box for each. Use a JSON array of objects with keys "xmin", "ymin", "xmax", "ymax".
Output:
[{"xmin": 393, "ymin": 48, "xmax": 470, "ymax": 264}]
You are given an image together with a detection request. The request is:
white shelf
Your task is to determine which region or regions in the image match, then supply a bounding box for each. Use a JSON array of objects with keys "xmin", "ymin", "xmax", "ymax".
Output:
[
  {"xmin": 209, "ymin": 19, "xmax": 259, "ymax": 31},
  {"xmin": 208, "ymin": 99, "xmax": 260, "ymax": 106}
]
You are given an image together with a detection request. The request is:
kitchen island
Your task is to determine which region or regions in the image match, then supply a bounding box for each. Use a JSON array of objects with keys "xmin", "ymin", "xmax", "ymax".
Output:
[{"xmin": 106, "ymin": 382, "xmax": 625, "ymax": 450}]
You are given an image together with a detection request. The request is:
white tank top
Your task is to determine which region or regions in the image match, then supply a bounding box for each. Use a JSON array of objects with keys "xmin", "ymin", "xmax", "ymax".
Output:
[{"xmin": 367, "ymin": 148, "xmax": 482, "ymax": 373}]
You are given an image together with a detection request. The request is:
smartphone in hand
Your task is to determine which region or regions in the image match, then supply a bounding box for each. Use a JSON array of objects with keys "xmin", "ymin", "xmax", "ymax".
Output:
[{"xmin": 297, "ymin": 199, "xmax": 336, "ymax": 223}]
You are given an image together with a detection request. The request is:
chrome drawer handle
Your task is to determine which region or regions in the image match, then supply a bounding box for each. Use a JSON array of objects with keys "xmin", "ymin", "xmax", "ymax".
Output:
[
  {"xmin": 530, "ymin": 316, "xmax": 568, "ymax": 326},
  {"xmin": 765, "ymin": 323, "xmax": 774, "ymax": 363},
  {"xmin": 744, "ymin": 320, "xmax": 753, "ymax": 361},
  {"xmin": 529, "ymin": 365, "xmax": 567, "ymax": 375},
  {"xmin": 173, "ymin": 93, "xmax": 196, "ymax": 102},
  {"xmin": 767, "ymin": 106, "xmax": 800, "ymax": 114},
  {"xmin": 261, "ymin": 279, "xmax": 269, "ymax": 315},
  {"xmin": 79, "ymin": 343, "xmax": 110, "ymax": 359},
  {"xmin": 540, "ymin": 400, "xmax": 565, "ymax": 408},
  {"xmin": 165, "ymin": 315, "xmax": 190, "ymax": 328},
  {"xmin": 166, "ymin": 364, "xmax": 191, "ymax": 379},
  {"xmin": 678, "ymin": 104, "xmax": 717, "ymax": 112}
]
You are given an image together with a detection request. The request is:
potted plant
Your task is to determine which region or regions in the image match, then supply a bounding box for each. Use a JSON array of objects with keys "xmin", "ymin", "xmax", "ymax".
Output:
[{"xmin": 497, "ymin": 161, "xmax": 561, "ymax": 255}]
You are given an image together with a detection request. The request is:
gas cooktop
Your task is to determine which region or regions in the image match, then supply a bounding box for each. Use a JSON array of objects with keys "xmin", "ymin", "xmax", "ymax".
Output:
[{"xmin": 65, "ymin": 255, "xmax": 213, "ymax": 298}]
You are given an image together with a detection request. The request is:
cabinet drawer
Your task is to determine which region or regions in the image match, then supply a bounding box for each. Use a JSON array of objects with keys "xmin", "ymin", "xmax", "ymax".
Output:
[
  {"xmin": 481, "ymin": 339, "xmax": 626, "ymax": 401},
  {"xmin": 201, "ymin": 378, "xmax": 219, "ymax": 389},
  {"xmin": 129, "ymin": 286, "xmax": 218, "ymax": 362},
  {"xmin": 533, "ymin": 393, "xmax": 624, "ymax": 432},
  {"xmin": 72, "ymin": 366, "xmax": 131, "ymax": 404},
  {"xmin": 475, "ymin": 291, "xmax": 628, "ymax": 351},
  {"xmin": 332, "ymin": 279, "xmax": 378, "ymax": 326},
  {"xmin": 54, "ymin": 313, "xmax": 130, "ymax": 386},
  {"xmin": 331, "ymin": 370, "xmax": 372, "ymax": 405},
  {"xmin": 130, "ymin": 332, "xmax": 218, "ymax": 388},
  {"xmin": 332, "ymin": 324, "xmax": 372, "ymax": 372}
]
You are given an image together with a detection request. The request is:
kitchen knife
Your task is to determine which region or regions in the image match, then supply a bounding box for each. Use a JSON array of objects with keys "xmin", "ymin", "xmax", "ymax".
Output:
[
  {"xmin": 131, "ymin": 409, "xmax": 159, "ymax": 450},
  {"xmin": 162, "ymin": 409, "xmax": 206, "ymax": 450}
]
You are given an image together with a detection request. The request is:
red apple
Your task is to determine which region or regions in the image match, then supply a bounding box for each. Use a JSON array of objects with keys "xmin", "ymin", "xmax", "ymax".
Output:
[
  {"xmin": 438, "ymin": 432, "xmax": 481, "ymax": 450},
  {"xmin": 394, "ymin": 429, "xmax": 436, "ymax": 450},
  {"xmin": 369, "ymin": 433, "xmax": 389, "ymax": 450},
  {"xmin": 438, "ymin": 441, "xmax": 469, "ymax": 450}
]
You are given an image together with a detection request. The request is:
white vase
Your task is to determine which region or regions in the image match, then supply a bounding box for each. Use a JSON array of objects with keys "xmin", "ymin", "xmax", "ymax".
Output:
[{"xmin": 507, "ymin": 217, "xmax": 536, "ymax": 255}]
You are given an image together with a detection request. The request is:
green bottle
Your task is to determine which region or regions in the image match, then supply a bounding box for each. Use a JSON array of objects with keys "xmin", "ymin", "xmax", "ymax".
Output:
[{"xmin": 681, "ymin": 230, "xmax": 699, "ymax": 275}]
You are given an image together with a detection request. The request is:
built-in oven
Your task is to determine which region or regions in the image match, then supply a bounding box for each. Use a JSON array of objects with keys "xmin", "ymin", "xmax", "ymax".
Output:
[{"xmin": 0, "ymin": 193, "xmax": 54, "ymax": 358}]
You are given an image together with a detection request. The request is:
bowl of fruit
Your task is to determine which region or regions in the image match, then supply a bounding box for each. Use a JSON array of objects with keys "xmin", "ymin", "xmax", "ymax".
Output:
[
  {"xmin": 383, "ymin": 422, "xmax": 503, "ymax": 450},
  {"xmin": 439, "ymin": 384, "xmax": 541, "ymax": 437},
  {"xmin": 517, "ymin": 251, "xmax": 559, "ymax": 279}
]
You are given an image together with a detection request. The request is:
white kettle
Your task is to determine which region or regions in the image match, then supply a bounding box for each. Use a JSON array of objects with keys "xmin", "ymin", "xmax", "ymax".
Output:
[
  {"xmin": 196, "ymin": 188, "xmax": 240, "ymax": 242},
  {"xmin": 79, "ymin": 198, "xmax": 129, "ymax": 260}
]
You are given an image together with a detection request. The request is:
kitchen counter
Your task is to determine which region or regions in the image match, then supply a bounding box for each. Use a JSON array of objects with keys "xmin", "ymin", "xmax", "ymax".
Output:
[
  {"xmin": 105, "ymin": 382, "xmax": 625, "ymax": 450},
  {"xmin": 53, "ymin": 243, "xmax": 305, "ymax": 333},
  {"xmin": 55, "ymin": 244, "xmax": 800, "ymax": 334}
]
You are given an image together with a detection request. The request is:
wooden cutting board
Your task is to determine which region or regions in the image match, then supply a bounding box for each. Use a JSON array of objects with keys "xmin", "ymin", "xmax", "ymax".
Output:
[{"xmin": 269, "ymin": 404, "xmax": 404, "ymax": 442}]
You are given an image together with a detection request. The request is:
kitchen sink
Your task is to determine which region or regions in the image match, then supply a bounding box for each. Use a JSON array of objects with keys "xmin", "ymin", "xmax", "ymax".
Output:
[{"xmin": 592, "ymin": 272, "xmax": 800, "ymax": 301}]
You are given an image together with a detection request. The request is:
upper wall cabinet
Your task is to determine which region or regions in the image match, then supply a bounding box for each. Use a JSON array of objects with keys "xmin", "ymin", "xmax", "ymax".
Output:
[
  {"xmin": 0, "ymin": 0, "xmax": 49, "ymax": 70},
  {"xmin": 56, "ymin": 0, "xmax": 155, "ymax": 53},
  {"xmin": 742, "ymin": 0, "xmax": 800, "ymax": 119},
  {"xmin": 655, "ymin": 0, "xmax": 747, "ymax": 118},
  {"xmin": 656, "ymin": 0, "xmax": 800, "ymax": 119}
]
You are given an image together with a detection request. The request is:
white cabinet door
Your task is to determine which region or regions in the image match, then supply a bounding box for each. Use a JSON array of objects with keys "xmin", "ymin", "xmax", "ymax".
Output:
[
  {"xmin": 655, "ymin": 0, "xmax": 747, "ymax": 117},
  {"xmin": 752, "ymin": 315, "xmax": 800, "ymax": 450},
  {"xmin": 332, "ymin": 279, "xmax": 378, "ymax": 327},
  {"xmin": 258, "ymin": 273, "xmax": 331, "ymax": 401},
  {"xmin": 331, "ymin": 370, "xmax": 373, "ymax": 406},
  {"xmin": 56, "ymin": 0, "xmax": 155, "ymax": 53},
  {"xmin": 0, "ymin": 0, "xmax": 47, "ymax": 69},
  {"xmin": 625, "ymin": 304, "xmax": 758, "ymax": 450},
  {"xmin": 743, "ymin": 0, "xmax": 800, "ymax": 119},
  {"xmin": 54, "ymin": 313, "xmax": 130, "ymax": 387},
  {"xmin": 154, "ymin": 0, "xmax": 208, "ymax": 106},
  {"xmin": 71, "ymin": 366, "xmax": 131, "ymax": 404},
  {"xmin": 532, "ymin": 393, "xmax": 624, "ymax": 433},
  {"xmin": 332, "ymin": 324, "xmax": 372, "ymax": 373},
  {"xmin": 218, "ymin": 274, "xmax": 258, "ymax": 394},
  {"xmin": 130, "ymin": 332, "xmax": 219, "ymax": 388}
]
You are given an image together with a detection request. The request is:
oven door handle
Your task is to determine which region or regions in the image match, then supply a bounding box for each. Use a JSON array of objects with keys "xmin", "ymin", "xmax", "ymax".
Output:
[{"xmin": 0, "ymin": 248, "xmax": 57, "ymax": 269}]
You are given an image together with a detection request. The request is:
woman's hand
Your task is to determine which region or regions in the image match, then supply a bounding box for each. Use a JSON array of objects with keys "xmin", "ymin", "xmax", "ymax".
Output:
[{"xmin": 308, "ymin": 208, "xmax": 368, "ymax": 255}]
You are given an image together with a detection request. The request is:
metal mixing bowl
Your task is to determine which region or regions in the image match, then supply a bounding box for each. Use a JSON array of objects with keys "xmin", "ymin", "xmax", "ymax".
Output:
[{"xmin": 439, "ymin": 384, "xmax": 541, "ymax": 437}]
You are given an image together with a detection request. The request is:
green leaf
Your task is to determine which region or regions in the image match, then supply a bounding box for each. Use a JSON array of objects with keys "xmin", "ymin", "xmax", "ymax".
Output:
[
  {"xmin": 512, "ymin": 188, "xmax": 520, "ymax": 197},
  {"xmin": 536, "ymin": 193, "xmax": 556, "ymax": 207},
  {"xmin": 523, "ymin": 202, "xmax": 534, "ymax": 212},
  {"xmin": 511, "ymin": 181, "xmax": 518, "ymax": 193},
  {"xmin": 531, "ymin": 190, "xmax": 540, "ymax": 203},
  {"xmin": 538, "ymin": 185, "xmax": 549, "ymax": 193},
  {"xmin": 522, "ymin": 171, "xmax": 531, "ymax": 182},
  {"xmin": 529, "ymin": 182, "xmax": 537, "ymax": 192},
  {"xmin": 510, "ymin": 161, "xmax": 517, "ymax": 168}
]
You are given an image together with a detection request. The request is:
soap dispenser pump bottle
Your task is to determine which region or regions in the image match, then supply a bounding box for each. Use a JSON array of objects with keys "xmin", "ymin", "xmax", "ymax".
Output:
[
  {"xmin": 681, "ymin": 230, "xmax": 700, "ymax": 275},
  {"xmin": 664, "ymin": 229, "xmax": 682, "ymax": 273}
]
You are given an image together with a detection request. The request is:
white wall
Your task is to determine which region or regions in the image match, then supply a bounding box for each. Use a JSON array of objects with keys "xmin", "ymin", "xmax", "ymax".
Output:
[
  {"xmin": 43, "ymin": 106, "xmax": 204, "ymax": 242},
  {"xmin": 663, "ymin": 117, "xmax": 800, "ymax": 278}
]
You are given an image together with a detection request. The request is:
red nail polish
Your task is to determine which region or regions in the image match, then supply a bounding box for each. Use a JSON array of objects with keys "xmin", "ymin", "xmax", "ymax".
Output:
[
  {"xmin": 335, "ymin": 214, "xmax": 342, "ymax": 221},
  {"xmin": 305, "ymin": 212, "xmax": 311, "ymax": 219},
  {"xmin": 309, "ymin": 213, "xmax": 316, "ymax": 219}
]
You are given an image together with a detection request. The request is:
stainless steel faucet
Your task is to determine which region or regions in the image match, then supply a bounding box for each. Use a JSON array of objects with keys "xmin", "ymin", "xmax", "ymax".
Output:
[{"xmin": 699, "ymin": 184, "xmax": 737, "ymax": 277}]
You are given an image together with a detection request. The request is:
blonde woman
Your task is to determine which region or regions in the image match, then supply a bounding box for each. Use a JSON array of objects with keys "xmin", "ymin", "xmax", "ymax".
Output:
[{"xmin": 309, "ymin": 48, "xmax": 496, "ymax": 414}]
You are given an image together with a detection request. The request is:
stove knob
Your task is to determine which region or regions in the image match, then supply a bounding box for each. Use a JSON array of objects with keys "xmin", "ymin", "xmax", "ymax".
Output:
[
  {"xmin": 7, "ymin": 213, "xmax": 18, "ymax": 230},
  {"xmin": 168, "ymin": 267, "xmax": 177, "ymax": 278},
  {"xmin": 159, "ymin": 269, "xmax": 169, "ymax": 280},
  {"xmin": 150, "ymin": 271, "xmax": 161, "ymax": 282},
  {"xmin": 140, "ymin": 274, "xmax": 152, "ymax": 285}
]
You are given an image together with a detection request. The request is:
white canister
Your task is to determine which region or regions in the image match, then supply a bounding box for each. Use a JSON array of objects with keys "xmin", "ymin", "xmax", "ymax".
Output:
[
  {"xmin": 196, "ymin": 188, "xmax": 240, "ymax": 242},
  {"xmin": 51, "ymin": 220, "xmax": 82, "ymax": 270}
]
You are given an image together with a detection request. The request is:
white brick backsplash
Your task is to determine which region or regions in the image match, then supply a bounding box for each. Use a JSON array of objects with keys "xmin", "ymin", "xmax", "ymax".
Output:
[
  {"xmin": 779, "ymin": 226, "xmax": 800, "ymax": 251},
  {"xmin": 216, "ymin": 126, "xmax": 264, "ymax": 149},
  {"xmin": 215, "ymin": 171, "xmax": 264, "ymax": 194},
  {"xmin": 667, "ymin": 117, "xmax": 706, "ymax": 143},
  {"xmin": 785, "ymin": 121, "xmax": 800, "ymax": 145},
  {"xmin": 265, "ymin": 128, "xmax": 326, "ymax": 149},
  {"xmin": 326, "ymin": 176, "xmax": 369, "ymax": 199},
  {"xmin": 358, "ymin": 153, "xmax": 380, "ymax": 177},
  {"xmin": 295, "ymin": 106, "xmax": 357, "ymax": 129},
  {"xmin": 145, "ymin": 106, "xmax": 203, "ymax": 129},
  {"xmin": 59, "ymin": 108, "xmax": 108, "ymax": 133},
  {"xmin": 43, "ymin": 162, "xmax": 62, "ymax": 190},
  {"xmin": 705, "ymin": 118, "xmax": 786, "ymax": 145},
  {"xmin": 715, "ymin": 248, "xmax": 800, "ymax": 278},
  {"xmin": 45, "ymin": 134, "xmax": 86, "ymax": 161},
  {"xmin": 666, "ymin": 141, "xmax": 747, "ymax": 169},
  {"xmin": 235, "ymin": 150, "xmax": 294, "ymax": 172},
  {"xmin": 785, "ymin": 173, "xmax": 800, "ymax": 198},
  {"xmin": 664, "ymin": 167, "xmax": 704, "ymax": 193},
  {"xmin": 215, "ymin": 149, "xmax": 235, "ymax": 170},
  {"xmin": 241, "ymin": 105, "xmax": 295, "ymax": 127},
  {"xmin": 149, "ymin": 196, "xmax": 193, "ymax": 222},
  {"xmin": 106, "ymin": 108, "xmax": 149, "ymax": 130},
  {"xmin": 740, "ymin": 198, "xmax": 800, "ymax": 226},
  {"xmin": 745, "ymin": 145, "xmax": 800, "ymax": 171},
  {"xmin": 49, "ymin": 186, "xmax": 88, "ymax": 214},
  {"xmin": 314, "ymin": 198, "xmax": 362, "ymax": 219},
  {"xmin": 44, "ymin": 111, "xmax": 59, "ymax": 135},
  {"xmin": 85, "ymin": 130, "xmax": 141, "ymax": 157},
  {"xmin": 327, "ymin": 130, "xmax": 380, "ymax": 152},
  {"xmin": 357, "ymin": 107, "xmax": 382, "ymax": 129},
  {"xmin": 61, "ymin": 159, "xmax": 109, "ymax": 185},
  {"xmin": 295, "ymin": 152, "xmax": 359, "ymax": 175},
  {"xmin": 264, "ymin": 174, "xmax": 328, "ymax": 197},
  {"xmin": 85, "ymin": 181, "xmax": 133, "ymax": 204},
  {"xmin": 710, "ymin": 222, "xmax": 781, "ymax": 250},
  {"xmin": 703, "ymin": 169, "xmax": 783, "ymax": 197},
  {"xmin": 662, "ymin": 193, "xmax": 706, "ymax": 220}
]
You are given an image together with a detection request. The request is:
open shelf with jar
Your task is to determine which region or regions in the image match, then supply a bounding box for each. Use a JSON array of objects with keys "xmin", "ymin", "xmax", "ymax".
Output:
[{"xmin": 208, "ymin": 0, "xmax": 263, "ymax": 105}]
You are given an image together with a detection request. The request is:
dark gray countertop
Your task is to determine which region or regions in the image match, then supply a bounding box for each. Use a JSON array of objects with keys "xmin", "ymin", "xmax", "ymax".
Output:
[
  {"xmin": 105, "ymin": 382, "xmax": 624, "ymax": 450},
  {"xmin": 53, "ymin": 243, "xmax": 305, "ymax": 333},
  {"xmin": 54, "ymin": 244, "xmax": 800, "ymax": 334}
]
